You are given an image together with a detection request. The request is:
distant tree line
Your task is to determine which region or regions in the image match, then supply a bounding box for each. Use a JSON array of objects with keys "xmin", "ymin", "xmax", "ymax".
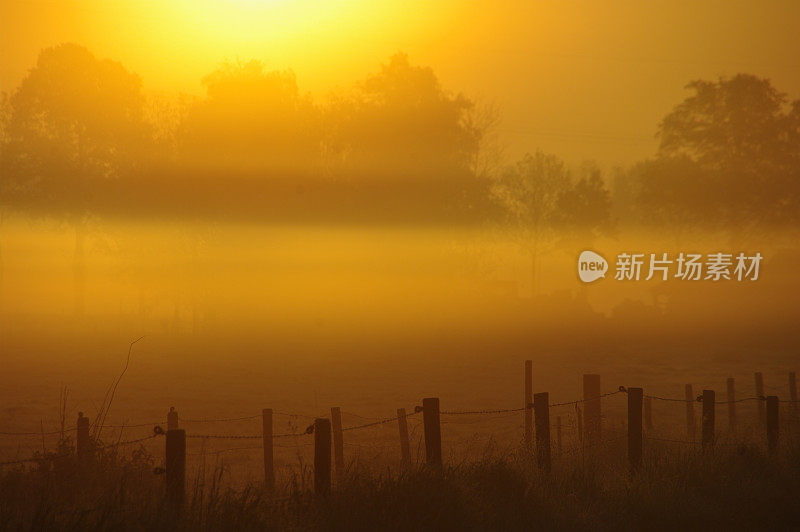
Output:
[
  {"xmin": 1, "ymin": 43, "xmax": 798, "ymax": 237},
  {"xmin": 0, "ymin": 44, "xmax": 492, "ymax": 224}
]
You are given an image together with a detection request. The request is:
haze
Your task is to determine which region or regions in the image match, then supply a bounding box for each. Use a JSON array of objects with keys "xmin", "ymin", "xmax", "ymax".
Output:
[
  {"xmin": 3, "ymin": 0, "xmax": 800, "ymax": 166},
  {"xmin": 1, "ymin": 1, "xmax": 799, "ymax": 479}
]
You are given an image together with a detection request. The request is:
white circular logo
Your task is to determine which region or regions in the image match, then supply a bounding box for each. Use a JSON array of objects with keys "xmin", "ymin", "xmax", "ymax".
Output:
[{"xmin": 578, "ymin": 250, "xmax": 608, "ymax": 283}]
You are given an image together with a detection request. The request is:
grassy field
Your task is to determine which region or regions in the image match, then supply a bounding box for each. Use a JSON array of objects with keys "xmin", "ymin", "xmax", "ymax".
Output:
[
  {"xmin": 1, "ymin": 333, "xmax": 798, "ymax": 494},
  {"xmin": 1, "ymin": 433, "xmax": 799, "ymax": 531}
]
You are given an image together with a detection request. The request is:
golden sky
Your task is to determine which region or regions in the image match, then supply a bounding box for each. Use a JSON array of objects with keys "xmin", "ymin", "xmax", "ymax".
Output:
[{"xmin": 2, "ymin": 0, "xmax": 799, "ymax": 166}]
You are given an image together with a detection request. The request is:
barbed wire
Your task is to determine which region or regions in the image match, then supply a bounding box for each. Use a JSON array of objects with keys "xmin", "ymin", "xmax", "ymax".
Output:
[
  {"xmin": 441, "ymin": 407, "xmax": 524, "ymax": 415},
  {"xmin": 1, "ymin": 387, "xmax": 788, "ymax": 459},
  {"xmin": 441, "ymin": 390, "xmax": 625, "ymax": 415},
  {"xmin": 714, "ymin": 397, "xmax": 764, "ymax": 404},
  {"xmin": 342, "ymin": 411, "xmax": 383, "ymax": 421},
  {"xmin": 96, "ymin": 432, "xmax": 161, "ymax": 451},
  {"xmin": 0, "ymin": 421, "xmax": 166, "ymax": 435},
  {"xmin": 645, "ymin": 394, "xmax": 765, "ymax": 404},
  {"xmin": 442, "ymin": 412, "xmax": 521, "ymax": 424},
  {"xmin": 102, "ymin": 421, "xmax": 162, "ymax": 429},
  {"xmin": 342, "ymin": 410, "xmax": 421, "ymax": 432},
  {"xmin": 0, "ymin": 428, "xmax": 75, "ymax": 436},
  {"xmin": 0, "ymin": 419, "xmax": 183, "ymax": 436},
  {"xmin": 173, "ymin": 410, "xmax": 325, "ymax": 424},
  {"xmin": 0, "ymin": 393, "xmax": 621, "ymax": 438},
  {"xmin": 549, "ymin": 390, "xmax": 625, "ymax": 407},
  {"xmin": 2, "ymin": 409, "xmax": 418, "ymax": 442},
  {"xmin": 104, "ymin": 409, "xmax": 324, "ymax": 427},
  {"xmin": 0, "ymin": 409, "xmax": 331, "ymax": 436},
  {"xmin": 186, "ymin": 431, "xmax": 310, "ymax": 440},
  {"xmin": 188, "ymin": 445, "xmax": 262, "ymax": 457},
  {"xmin": 0, "ymin": 427, "xmax": 164, "ymax": 467},
  {"xmin": 181, "ymin": 415, "xmax": 260, "ymax": 423}
]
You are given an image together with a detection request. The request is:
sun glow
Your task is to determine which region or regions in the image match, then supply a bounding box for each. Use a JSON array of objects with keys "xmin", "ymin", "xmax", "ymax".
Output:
[
  {"xmin": 3, "ymin": 0, "xmax": 799, "ymax": 164},
  {"xmin": 83, "ymin": 0, "xmax": 451, "ymax": 96}
]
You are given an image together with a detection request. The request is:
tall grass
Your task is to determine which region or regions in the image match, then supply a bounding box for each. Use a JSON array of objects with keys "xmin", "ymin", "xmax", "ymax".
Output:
[{"xmin": 1, "ymin": 436, "xmax": 799, "ymax": 531}]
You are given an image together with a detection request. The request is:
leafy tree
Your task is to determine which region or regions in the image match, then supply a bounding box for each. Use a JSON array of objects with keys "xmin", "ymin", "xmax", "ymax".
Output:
[
  {"xmin": 492, "ymin": 151, "xmax": 571, "ymax": 292},
  {"xmin": 625, "ymin": 156, "xmax": 717, "ymax": 242},
  {"xmin": 553, "ymin": 163, "xmax": 614, "ymax": 244},
  {"xmin": 329, "ymin": 53, "xmax": 483, "ymax": 181},
  {"xmin": 0, "ymin": 43, "xmax": 151, "ymax": 314},
  {"xmin": 494, "ymin": 153, "xmax": 613, "ymax": 292},
  {"xmin": 659, "ymin": 75, "xmax": 795, "ymax": 170},
  {"xmin": 178, "ymin": 60, "xmax": 320, "ymax": 174},
  {"xmin": 2, "ymin": 43, "xmax": 151, "ymax": 211},
  {"xmin": 650, "ymin": 74, "xmax": 800, "ymax": 236}
]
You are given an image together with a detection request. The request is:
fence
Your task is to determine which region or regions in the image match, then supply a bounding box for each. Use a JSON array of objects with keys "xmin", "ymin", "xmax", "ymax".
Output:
[{"xmin": 0, "ymin": 364, "xmax": 797, "ymax": 507}]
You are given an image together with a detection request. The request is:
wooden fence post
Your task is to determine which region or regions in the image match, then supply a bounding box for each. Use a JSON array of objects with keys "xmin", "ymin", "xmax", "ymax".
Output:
[
  {"xmin": 628, "ymin": 387, "xmax": 643, "ymax": 471},
  {"xmin": 685, "ymin": 384, "xmax": 695, "ymax": 441},
  {"xmin": 702, "ymin": 390, "xmax": 715, "ymax": 451},
  {"xmin": 166, "ymin": 429, "xmax": 186, "ymax": 510},
  {"xmin": 397, "ymin": 408, "xmax": 410, "ymax": 466},
  {"xmin": 726, "ymin": 377, "xmax": 736, "ymax": 433},
  {"xmin": 790, "ymin": 372, "xmax": 797, "ymax": 418},
  {"xmin": 330, "ymin": 407, "xmax": 344, "ymax": 479},
  {"xmin": 556, "ymin": 416, "xmax": 562, "ymax": 455},
  {"xmin": 167, "ymin": 406, "xmax": 178, "ymax": 431},
  {"xmin": 262, "ymin": 408, "xmax": 273, "ymax": 492},
  {"xmin": 755, "ymin": 372, "xmax": 765, "ymax": 426},
  {"xmin": 422, "ymin": 397, "xmax": 442, "ymax": 466},
  {"xmin": 76, "ymin": 412, "xmax": 90, "ymax": 459},
  {"xmin": 582, "ymin": 374, "xmax": 601, "ymax": 445},
  {"xmin": 644, "ymin": 396, "xmax": 652, "ymax": 432},
  {"xmin": 533, "ymin": 392, "xmax": 550, "ymax": 471},
  {"xmin": 314, "ymin": 418, "xmax": 331, "ymax": 496},
  {"xmin": 524, "ymin": 360, "xmax": 533, "ymax": 448},
  {"xmin": 766, "ymin": 396, "xmax": 779, "ymax": 456}
]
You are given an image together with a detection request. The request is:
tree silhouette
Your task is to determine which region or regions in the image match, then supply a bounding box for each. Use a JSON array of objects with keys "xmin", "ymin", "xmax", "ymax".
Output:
[
  {"xmin": 2, "ymin": 46, "xmax": 499, "ymax": 225},
  {"xmin": 553, "ymin": 163, "xmax": 614, "ymax": 244},
  {"xmin": 0, "ymin": 43, "xmax": 152, "ymax": 314},
  {"xmin": 329, "ymin": 53, "xmax": 482, "ymax": 182},
  {"xmin": 652, "ymin": 74, "xmax": 800, "ymax": 237},
  {"xmin": 492, "ymin": 151, "xmax": 571, "ymax": 293},
  {"xmin": 494, "ymin": 153, "xmax": 613, "ymax": 292},
  {"xmin": 625, "ymin": 156, "xmax": 716, "ymax": 242},
  {"xmin": 178, "ymin": 60, "xmax": 321, "ymax": 174}
]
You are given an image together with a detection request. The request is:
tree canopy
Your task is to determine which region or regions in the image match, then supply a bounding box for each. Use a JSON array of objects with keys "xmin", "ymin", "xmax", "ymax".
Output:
[
  {"xmin": 0, "ymin": 43, "xmax": 151, "ymax": 215},
  {"xmin": 646, "ymin": 74, "xmax": 800, "ymax": 231},
  {"xmin": 1, "ymin": 45, "xmax": 797, "ymax": 231},
  {"xmin": 329, "ymin": 53, "xmax": 482, "ymax": 181},
  {"xmin": 178, "ymin": 60, "xmax": 320, "ymax": 173}
]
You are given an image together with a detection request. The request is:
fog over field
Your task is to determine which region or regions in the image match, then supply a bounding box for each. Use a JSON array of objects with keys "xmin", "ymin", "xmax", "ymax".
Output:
[{"xmin": 1, "ymin": 3, "xmax": 799, "ymax": 528}]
